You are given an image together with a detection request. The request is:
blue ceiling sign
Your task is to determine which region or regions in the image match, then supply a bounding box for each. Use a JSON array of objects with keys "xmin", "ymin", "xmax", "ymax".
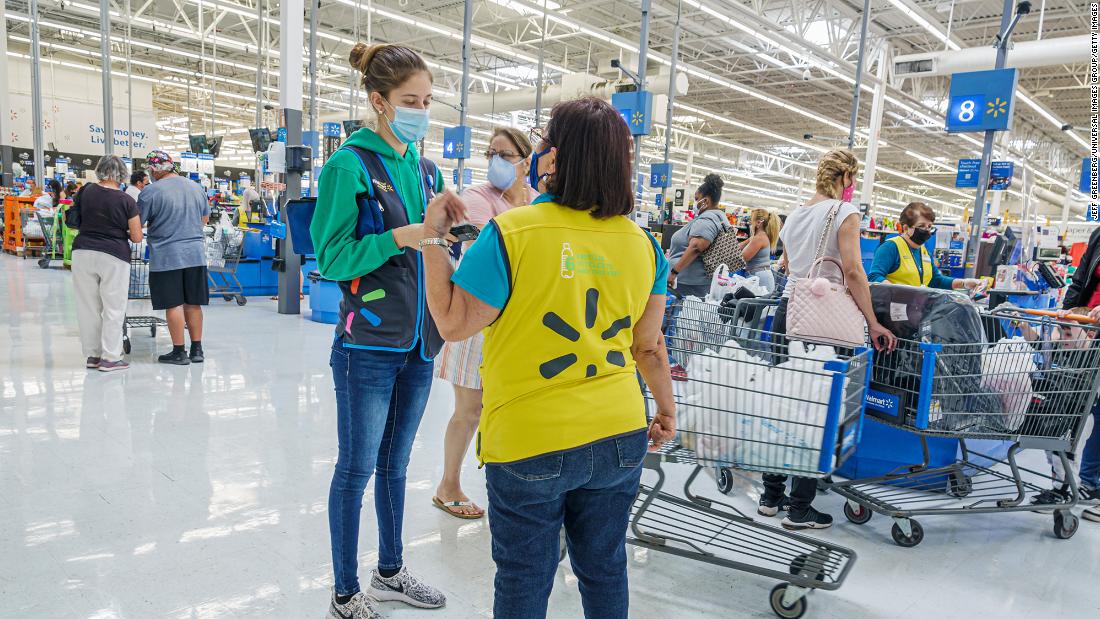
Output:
[{"xmin": 945, "ymin": 68, "xmax": 1018, "ymax": 133}]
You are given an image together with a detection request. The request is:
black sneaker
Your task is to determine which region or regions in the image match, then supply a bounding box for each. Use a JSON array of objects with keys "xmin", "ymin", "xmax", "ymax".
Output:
[
  {"xmin": 189, "ymin": 346, "xmax": 204, "ymax": 363},
  {"xmin": 1030, "ymin": 488, "xmax": 1070, "ymax": 513},
  {"xmin": 1079, "ymin": 485, "xmax": 1100, "ymax": 505},
  {"xmin": 758, "ymin": 494, "xmax": 789, "ymax": 517},
  {"xmin": 782, "ymin": 506, "xmax": 833, "ymax": 530},
  {"xmin": 158, "ymin": 349, "xmax": 191, "ymax": 365},
  {"xmin": 1083, "ymin": 506, "xmax": 1100, "ymax": 523}
]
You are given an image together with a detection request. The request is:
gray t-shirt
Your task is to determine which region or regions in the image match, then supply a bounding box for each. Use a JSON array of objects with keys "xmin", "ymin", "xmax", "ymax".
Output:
[
  {"xmin": 138, "ymin": 175, "xmax": 211, "ymax": 272},
  {"xmin": 668, "ymin": 209, "xmax": 727, "ymax": 286}
]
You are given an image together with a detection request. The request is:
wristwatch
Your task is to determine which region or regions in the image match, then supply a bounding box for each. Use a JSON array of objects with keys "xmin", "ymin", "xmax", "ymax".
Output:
[
  {"xmin": 419, "ymin": 237, "xmax": 449, "ymax": 249},
  {"xmin": 671, "ymin": 267, "xmax": 680, "ymax": 276}
]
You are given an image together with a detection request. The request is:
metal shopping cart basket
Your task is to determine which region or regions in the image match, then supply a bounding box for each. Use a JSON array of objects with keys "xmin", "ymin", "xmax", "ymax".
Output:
[
  {"xmin": 205, "ymin": 226, "xmax": 247, "ymax": 306},
  {"xmin": 829, "ymin": 306, "xmax": 1100, "ymax": 546},
  {"xmin": 632, "ymin": 297, "xmax": 871, "ymax": 618},
  {"xmin": 123, "ymin": 243, "xmax": 167, "ymax": 355},
  {"xmin": 34, "ymin": 211, "xmax": 64, "ymax": 269}
]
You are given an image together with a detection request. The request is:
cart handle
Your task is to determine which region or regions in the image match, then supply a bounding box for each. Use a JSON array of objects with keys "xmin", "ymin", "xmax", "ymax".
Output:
[{"xmin": 993, "ymin": 307, "xmax": 1098, "ymax": 324}]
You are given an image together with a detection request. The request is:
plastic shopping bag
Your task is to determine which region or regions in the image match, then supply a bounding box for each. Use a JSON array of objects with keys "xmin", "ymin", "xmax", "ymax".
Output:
[
  {"xmin": 980, "ymin": 337, "xmax": 1037, "ymax": 430},
  {"xmin": 709, "ymin": 264, "xmax": 768, "ymax": 301}
]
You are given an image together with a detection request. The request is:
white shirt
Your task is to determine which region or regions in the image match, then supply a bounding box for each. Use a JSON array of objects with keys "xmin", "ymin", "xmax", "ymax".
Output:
[
  {"xmin": 126, "ymin": 185, "xmax": 142, "ymax": 201},
  {"xmin": 779, "ymin": 199, "xmax": 860, "ymax": 296}
]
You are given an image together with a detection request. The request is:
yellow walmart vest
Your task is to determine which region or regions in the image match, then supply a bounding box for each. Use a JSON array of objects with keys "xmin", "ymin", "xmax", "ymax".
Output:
[
  {"xmin": 477, "ymin": 200, "xmax": 658, "ymax": 464},
  {"xmin": 885, "ymin": 235, "xmax": 933, "ymax": 287}
]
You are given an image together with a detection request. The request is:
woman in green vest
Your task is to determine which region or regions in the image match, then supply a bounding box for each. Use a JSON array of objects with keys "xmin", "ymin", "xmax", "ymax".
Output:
[
  {"xmin": 419, "ymin": 96, "xmax": 677, "ymax": 619},
  {"xmin": 868, "ymin": 201, "xmax": 984, "ymax": 290},
  {"xmin": 311, "ymin": 42, "xmax": 452, "ymax": 619}
]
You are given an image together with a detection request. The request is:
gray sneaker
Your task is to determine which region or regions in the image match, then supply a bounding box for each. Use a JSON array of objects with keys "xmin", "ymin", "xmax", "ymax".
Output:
[
  {"xmin": 369, "ymin": 567, "xmax": 446, "ymax": 609},
  {"xmin": 1083, "ymin": 506, "xmax": 1100, "ymax": 523},
  {"xmin": 97, "ymin": 360, "xmax": 130, "ymax": 372},
  {"xmin": 327, "ymin": 590, "xmax": 381, "ymax": 619}
]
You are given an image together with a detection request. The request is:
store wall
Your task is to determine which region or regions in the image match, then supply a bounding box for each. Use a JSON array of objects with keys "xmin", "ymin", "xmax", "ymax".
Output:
[{"xmin": 5, "ymin": 59, "xmax": 159, "ymax": 156}]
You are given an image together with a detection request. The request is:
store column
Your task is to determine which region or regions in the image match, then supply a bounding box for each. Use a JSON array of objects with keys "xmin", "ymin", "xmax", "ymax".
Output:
[
  {"xmin": 277, "ymin": 0, "xmax": 304, "ymax": 315},
  {"xmin": 859, "ymin": 47, "xmax": 887, "ymax": 213}
]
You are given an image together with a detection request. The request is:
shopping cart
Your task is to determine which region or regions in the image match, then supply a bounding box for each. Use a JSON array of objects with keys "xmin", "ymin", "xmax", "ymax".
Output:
[
  {"xmin": 123, "ymin": 243, "xmax": 167, "ymax": 355},
  {"xmin": 829, "ymin": 306, "xmax": 1100, "ymax": 547},
  {"xmin": 632, "ymin": 297, "xmax": 871, "ymax": 618},
  {"xmin": 34, "ymin": 211, "xmax": 64, "ymax": 269},
  {"xmin": 205, "ymin": 226, "xmax": 247, "ymax": 306}
]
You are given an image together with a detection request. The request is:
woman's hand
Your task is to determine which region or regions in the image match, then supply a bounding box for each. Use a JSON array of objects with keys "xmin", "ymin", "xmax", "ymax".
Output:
[
  {"xmin": 393, "ymin": 223, "xmax": 428, "ymax": 250},
  {"xmin": 425, "ymin": 190, "xmax": 467, "ymax": 238},
  {"xmin": 648, "ymin": 410, "xmax": 676, "ymax": 452},
  {"xmin": 868, "ymin": 321, "xmax": 897, "ymax": 353},
  {"xmin": 666, "ymin": 272, "xmax": 677, "ymax": 291}
]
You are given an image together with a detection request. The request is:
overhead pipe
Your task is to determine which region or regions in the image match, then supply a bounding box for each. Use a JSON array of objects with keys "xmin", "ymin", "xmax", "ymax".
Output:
[
  {"xmin": 443, "ymin": 72, "xmax": 687, "ymax": 118},
  {"xmin": 893, "ymin": 34, "xmax": 1087, "ymax": 78}
]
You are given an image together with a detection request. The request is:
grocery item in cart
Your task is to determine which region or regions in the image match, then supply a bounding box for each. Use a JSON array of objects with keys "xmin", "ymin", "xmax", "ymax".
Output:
[
  {"xmin": 678, "ymin": 338, "xmax": 843, "ymax": 472},
  {"xmin": 979, "ymin": 337, "xmax": 1037, "ymax": 430},
  {"xmin": 869, "ymin": 283, "xmax": 1002, "ymax": 431}
]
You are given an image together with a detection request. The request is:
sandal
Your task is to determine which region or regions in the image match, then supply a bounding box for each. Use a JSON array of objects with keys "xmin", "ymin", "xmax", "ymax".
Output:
[{"xmin": 432, "ymin": 495, "xmax": 485, "ymax": 520}]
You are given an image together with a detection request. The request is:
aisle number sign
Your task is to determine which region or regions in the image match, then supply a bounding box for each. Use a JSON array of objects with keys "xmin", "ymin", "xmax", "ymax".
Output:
[
  {"xmin": 611, "ymin": 91, "xmax": 654, "ymax": 136},
  {"xmin": 649, "ymin": 162, "xmax": 672, "ymax": 188},
  {"xmin": 945, "ymin": 69, "xmax": 1018, "ymax": 133},
  {"xmin": 443, "ymin": 126, "xmax": 472, "ymax": 160},
  {"xmin": 1082, "ymin": 158, "xmax": 1096, "ymax": 194}
]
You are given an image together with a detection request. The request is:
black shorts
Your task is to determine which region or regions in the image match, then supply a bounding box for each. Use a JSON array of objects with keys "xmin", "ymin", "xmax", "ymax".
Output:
[{"xmin": 149, "ymin": 266, "xmax": 210, "ymax": 310}]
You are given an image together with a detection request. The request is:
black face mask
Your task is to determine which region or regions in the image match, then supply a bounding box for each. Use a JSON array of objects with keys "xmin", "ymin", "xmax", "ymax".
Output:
[{"xmin": 909, "ymin": 227, "xmax": 932, "ymax": 246}]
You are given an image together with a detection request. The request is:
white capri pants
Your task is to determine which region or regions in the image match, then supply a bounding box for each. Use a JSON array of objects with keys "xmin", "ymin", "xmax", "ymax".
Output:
[{"xmin": 71, "ymin": 249, "xmax": 131, "ymax": 362}]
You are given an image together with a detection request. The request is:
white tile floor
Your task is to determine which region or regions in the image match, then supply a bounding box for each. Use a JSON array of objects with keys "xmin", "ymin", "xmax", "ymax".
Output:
[{"xmin": 2, "ymin": 256, "xmax": 1100, "ymax": 619}]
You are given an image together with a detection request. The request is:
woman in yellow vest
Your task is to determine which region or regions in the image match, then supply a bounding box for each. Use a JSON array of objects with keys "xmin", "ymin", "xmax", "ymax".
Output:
[
  {"xmin": 419, "ymin": 96, "xmax": 676, "ymax": 619},
  {"xmin": 868, "ymin": 201, "xmax": 984, "ymax": 290}
]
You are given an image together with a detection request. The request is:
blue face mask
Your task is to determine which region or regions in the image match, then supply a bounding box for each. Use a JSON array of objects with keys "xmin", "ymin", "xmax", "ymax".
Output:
[
  {"xmin": 487, "ymin": 155, "xmax": 517, "ymax": 191},
  {"xmin": 528, "ymin": 146, "xmax": 551, "ymax": 190},
  {"xmin": 384, "ymin": 100, "xmax": 430, "ymax": 144}
]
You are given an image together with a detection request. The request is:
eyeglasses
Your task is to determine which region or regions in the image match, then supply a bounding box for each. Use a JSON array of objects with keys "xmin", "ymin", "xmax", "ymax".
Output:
[
  {"xmin": 485, "ymin": 149, "xmax": 522, "ymax": 162},
  {"xmin": 914, "ymin": 225, "xmax": 937, "ymax": 234},
  {"xmin": 528, "ymin": 127, "xmax": 550, "ymax": 150}
]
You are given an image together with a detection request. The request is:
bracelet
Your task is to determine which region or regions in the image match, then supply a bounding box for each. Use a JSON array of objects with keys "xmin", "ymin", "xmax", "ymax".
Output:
[
  {"xmin": 419, "ymin": 237, "xmax": 449, "ymax": 249},
  {"xmin": 671, "ymin": 268, "xmax": 679, "ymax": 275}
]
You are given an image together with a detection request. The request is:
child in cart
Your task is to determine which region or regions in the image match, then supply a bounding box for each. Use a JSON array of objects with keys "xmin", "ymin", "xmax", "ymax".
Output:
[{"xmin": 1007, "ymin": 307, "xmax": 1100, "ymax": 515}]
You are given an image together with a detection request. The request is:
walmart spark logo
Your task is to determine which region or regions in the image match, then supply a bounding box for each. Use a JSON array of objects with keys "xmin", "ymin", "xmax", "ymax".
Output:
[
  {"xmin": 345, "ymin": 278, "xmax": 387, "ymax": 332},
  {"xmin": 630, "ymin": 111, "xmax": 645, "ymax": 127},
  {"xmin": 538, "ymin": 288, "xmax": 631, "ymax": 379},
  {"xmin": 986, "ymin": 97, "xmax": 1008, "ymax": 118}
]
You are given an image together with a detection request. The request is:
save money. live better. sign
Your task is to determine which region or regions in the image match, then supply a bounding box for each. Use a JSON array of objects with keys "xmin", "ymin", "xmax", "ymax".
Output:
[{"xmin": 88, "ymin": 125, "xmax": 151, "ymax": 150}]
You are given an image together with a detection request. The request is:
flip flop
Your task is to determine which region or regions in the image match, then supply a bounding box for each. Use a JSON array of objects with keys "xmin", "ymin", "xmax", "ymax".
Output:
[{"xmin": 432, "ymin": 496, "xmax": 485, "ymax": 520}]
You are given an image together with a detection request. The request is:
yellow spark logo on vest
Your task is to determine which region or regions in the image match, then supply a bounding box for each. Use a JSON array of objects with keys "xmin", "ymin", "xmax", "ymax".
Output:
[
  {"xmin": 372, "ymin": 178, "xmax": 394, "ymax": 193},
  {"xmin": 539, "ymin": 288, "xmax": 631, "ymax": 379}
]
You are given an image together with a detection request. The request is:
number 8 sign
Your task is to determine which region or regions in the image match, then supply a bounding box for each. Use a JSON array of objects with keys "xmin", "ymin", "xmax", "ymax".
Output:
[
  {"xmin": 948, "ymin": 95, "xmax": 985, "ymax": 128},
  {"xmin": 944, "ymin": 69, "xmax": 1017, "ymax": 133}
]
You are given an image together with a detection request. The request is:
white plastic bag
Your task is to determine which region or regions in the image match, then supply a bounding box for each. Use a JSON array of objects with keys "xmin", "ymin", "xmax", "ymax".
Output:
[
  {"xmin": 677, "ymin": 338, "xmax": 841, "ymax": 472},
  {"xmin": 980, "ymin": 337, "xmax": 1036, "ymax": 429},
  {"xmin": 22, "ymin": 220, "xmax": 44, "ymax": 240},
  {"xmin": 709, "ymin": 265, "xmax": 768, "ymax": 301}
]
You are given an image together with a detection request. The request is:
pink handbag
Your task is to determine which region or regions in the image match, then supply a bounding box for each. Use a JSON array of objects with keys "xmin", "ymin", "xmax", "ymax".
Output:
[{"xmin": 786, "ymin": 202, "xmax": 867, "ymax": 348}]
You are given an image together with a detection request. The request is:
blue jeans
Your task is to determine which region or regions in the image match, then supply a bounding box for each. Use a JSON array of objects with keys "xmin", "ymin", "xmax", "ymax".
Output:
[
  {"xmin": 328, "ymin": 343, "xmax": 434, "ymax": 597},
  {"xmin": 1079, "ymin": 402, "xmax": 1100, "ymax": 490},
  {"xmin": 485, "ymin": 431, "xmax": 647, "ymax": 619}
]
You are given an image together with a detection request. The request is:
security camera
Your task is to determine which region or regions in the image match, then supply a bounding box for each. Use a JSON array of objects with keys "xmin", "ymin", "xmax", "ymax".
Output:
[
  {"xmin": 802, "ymin": 69, "xmax": 812, "ymax": 81},
  {"xmin": 1016, "ymin": 1, "xmax": 1031, "ymax": 15},
  {"xmin": 1061, "ymin": 123, "xmax": 1073, "ymax": 131},
  {"xmin": 803, "ymin": 133, "xmax": 814, "ymax": 140},
  {"xmin": 610, "ymin": 58, "xmax": 621, "ymax": 68}
]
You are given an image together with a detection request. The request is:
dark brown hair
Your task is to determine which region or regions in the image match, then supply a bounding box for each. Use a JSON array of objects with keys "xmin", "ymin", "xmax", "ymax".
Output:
[
  {"xmin": 696, "ymin": 173, "xmax": 724, "ymax": 207},
  {"xmin": 899, "ymin": 201, "xmax": 936, "ymax": 227},
  {"xmin": 491, "ymin": 126, "xmax": 533, "ymax": 158},
  {"xmin": 349, "ymin": 43, "xmax": 431, "ymax": 97},
  {"xmin": 543, "ymin": 97, "xmax": 633, "ymax": 218}
]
